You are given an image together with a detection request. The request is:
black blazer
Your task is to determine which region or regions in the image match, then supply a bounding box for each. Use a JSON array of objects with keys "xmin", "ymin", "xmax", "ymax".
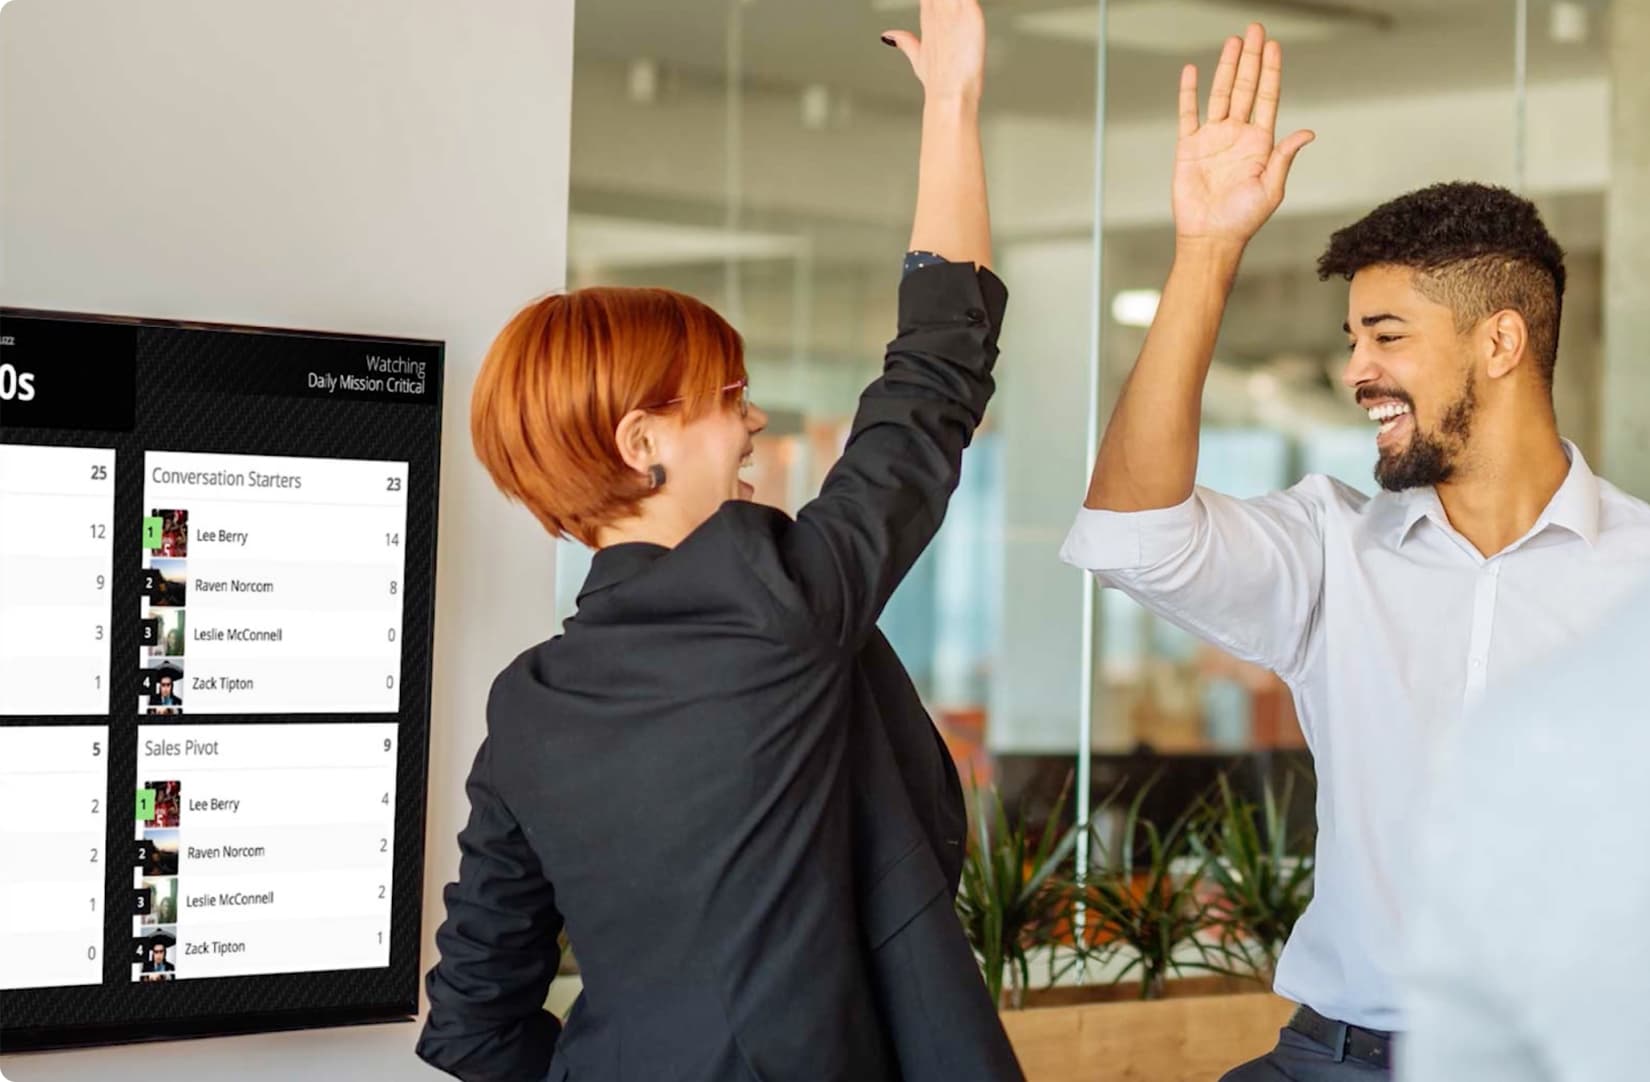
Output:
[{"xmin": 417, "ymin": 263, "xmax": 1021, "ymax": 1082}]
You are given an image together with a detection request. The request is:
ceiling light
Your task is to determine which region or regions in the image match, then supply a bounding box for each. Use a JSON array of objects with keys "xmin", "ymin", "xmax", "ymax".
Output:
[
  {"xmin": 568, "ymin": 215, "xmax": 804, "ymax": 269},
  {"xmin": 1111, "ymin": 289, "xmax": 1160, "ymax": 327},
  {"xmin": 802, "ymin": 84, "xmax": 831, "ymax": 131},
  {"xmin": 832, "ymin": 92, "xmax": 855, "ymax": 128},
  {"xmin": 1246, "ymin": 370, "xmax": 1281, "ymax": 401},
  {"xmin": 627, "ymin": 59, "xmax": 658, "ymax": 104},
  {"xmin": 1018, "ymin": 0, "xmax": 1356, "ymax": 53},
  {"xmin": 1549, "ymin": 2, "xmax": 1588, "ymax": 44}
]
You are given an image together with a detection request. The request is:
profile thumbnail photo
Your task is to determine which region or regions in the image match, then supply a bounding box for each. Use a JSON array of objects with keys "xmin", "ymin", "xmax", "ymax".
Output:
[
  {"xmin": 140, "ymin": 876, "xmax": 178, "ymax": 926},
  {"xmin": 149, "ymin": 509, "xmax": 189, "ymax": 558},
  {"xmin": 141, "ymin": 780, "xmax": 182, "ymax": 829},
  {"xmin": 146, "ymin": 558, "xmax": 188, "ymax": 608},
  {"xmin": 147, "ymin": 608, "xmax": 186, "ymax": 658},
  {"xmin": 143, "ymin": 660, "xmax": 184, "ymax": 715},
  {"xmin": 136, "ymin": 926, "xmax": 177, "ymax": 982},
  {"xmin": 142, "ymin": 828, "xmax": 180, "ymax": 877}
]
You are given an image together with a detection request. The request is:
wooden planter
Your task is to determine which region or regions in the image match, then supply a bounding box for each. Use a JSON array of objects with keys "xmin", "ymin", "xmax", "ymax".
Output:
[
  {"xmin": 999, "ymin": 992, "xmax": 1294, "ymax": 1082},
  {"xmin": 1018, "ymin": 973, "xmax": 1264, "ymax": 1009}
]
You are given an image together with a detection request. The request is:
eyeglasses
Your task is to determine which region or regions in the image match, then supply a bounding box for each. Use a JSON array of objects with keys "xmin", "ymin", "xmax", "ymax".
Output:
[{"xmin": 651, "ymin": 380, "xmax": 750, "ymax": 418}]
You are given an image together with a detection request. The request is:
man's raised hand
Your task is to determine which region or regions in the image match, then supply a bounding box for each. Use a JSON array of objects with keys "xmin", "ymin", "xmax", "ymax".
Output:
[{"xmin": 1172, "ymin": 23, "xmax": 1315, "ymax": 248}]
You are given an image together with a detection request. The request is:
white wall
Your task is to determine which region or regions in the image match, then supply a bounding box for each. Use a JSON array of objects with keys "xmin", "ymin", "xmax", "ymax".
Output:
[{"xmin": 0, "ymin": 0, "xmax": 574, "ymax": 1077}]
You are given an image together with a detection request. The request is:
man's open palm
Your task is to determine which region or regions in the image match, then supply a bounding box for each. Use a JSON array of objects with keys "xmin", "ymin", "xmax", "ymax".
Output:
[{"xmin": 1173, "ymin": 24, "xmax": 1314, "ymax": 245}]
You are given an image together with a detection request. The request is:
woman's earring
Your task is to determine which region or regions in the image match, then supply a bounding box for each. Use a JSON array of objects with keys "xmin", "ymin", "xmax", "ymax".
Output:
[{"xmin": 647, "ymin": 464, "xmax": 667, "ymax": 490}]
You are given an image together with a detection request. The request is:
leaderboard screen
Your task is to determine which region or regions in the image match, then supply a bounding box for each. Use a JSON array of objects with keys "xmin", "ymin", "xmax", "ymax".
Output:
[{"xmin": 0, "ymin": 308, "xmax": 441, "ymax": 1050}]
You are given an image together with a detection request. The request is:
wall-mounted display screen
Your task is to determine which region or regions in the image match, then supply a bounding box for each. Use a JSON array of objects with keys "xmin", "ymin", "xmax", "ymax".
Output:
[{"xmin": 0, "ymin": 308, "xmax": 442, "ymax": 1050}]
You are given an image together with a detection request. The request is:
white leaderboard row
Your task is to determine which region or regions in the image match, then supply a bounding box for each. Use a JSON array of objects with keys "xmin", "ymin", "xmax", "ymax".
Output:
[
  {"xmin": 0, "ymin": 723, "xmax": 398, "ymax": 990},
  {"xmin": 0, "ymin": 444, "xmax": 410, "ymax": 717},
  {"xmin": 0, "ymin": 727, "xmax": 107, "ymax": 989},
  {"xmin": 0, "ymin": 446, "xmax": 114, "ymax": 716}
]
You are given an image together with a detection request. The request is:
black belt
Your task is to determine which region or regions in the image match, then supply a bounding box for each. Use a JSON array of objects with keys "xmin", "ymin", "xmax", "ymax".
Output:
[{"xmin": 1287, "ymin": 1005, "xmax": 1394, "ymax": 1071}]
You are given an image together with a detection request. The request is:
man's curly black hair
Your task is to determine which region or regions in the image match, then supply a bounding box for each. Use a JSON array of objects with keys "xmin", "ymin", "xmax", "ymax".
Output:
[{"xmin": 1318, "ymin": 182, "xmax": 1566, "ymax": 385}]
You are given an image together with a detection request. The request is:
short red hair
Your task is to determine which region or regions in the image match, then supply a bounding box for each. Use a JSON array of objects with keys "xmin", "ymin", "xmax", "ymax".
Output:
[{"xmin": 471, "ymin": 286, "xmax": 746, "ymax": 546}]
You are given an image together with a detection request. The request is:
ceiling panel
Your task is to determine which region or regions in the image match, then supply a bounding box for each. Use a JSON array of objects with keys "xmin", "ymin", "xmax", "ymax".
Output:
[{"xmin": 574, "ymin": 0, "xmax": 1606, "ymax": 121}]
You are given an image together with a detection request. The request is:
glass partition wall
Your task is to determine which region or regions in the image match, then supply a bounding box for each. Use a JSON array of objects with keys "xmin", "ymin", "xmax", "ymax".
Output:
[{"xmin": 563, "ymin": 0, "xmax": 1618, "ymax": 1001}]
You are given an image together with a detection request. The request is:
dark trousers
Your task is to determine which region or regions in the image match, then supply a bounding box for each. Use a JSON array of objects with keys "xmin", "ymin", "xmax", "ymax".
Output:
[{"xmin": 1220, "ymin": 1027, "xmax": 1392, "ymax": 1081}]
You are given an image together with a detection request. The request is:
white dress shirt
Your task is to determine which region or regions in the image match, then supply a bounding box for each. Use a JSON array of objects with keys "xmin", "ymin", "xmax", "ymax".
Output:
[
  {"xmin": 1059, "ymin": 442, "xmax": 1650, "ymax": 1030},
  {"xmin": 1401, "ymin": 578, "xmax": 1650, "ymax": 1081}
]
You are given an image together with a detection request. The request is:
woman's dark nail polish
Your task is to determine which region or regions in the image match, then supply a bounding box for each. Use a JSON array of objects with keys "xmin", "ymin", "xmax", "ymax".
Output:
[{"xmin": 881, "ymin": 35, "xmax": 896, "ymax": 47}]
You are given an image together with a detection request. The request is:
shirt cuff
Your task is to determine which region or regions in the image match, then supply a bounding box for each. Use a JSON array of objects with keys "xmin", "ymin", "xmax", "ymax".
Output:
[
  {"xmin": 895, "ymin": 260, "xmax": 1009, "ymax": 342},
  {"xmin": 903, "ymin": 250, "xmax": 950, "ymax": 277},
  {"xmin": 1058, "ymin": 492, "xmax": 1202, "ymax": 573}
]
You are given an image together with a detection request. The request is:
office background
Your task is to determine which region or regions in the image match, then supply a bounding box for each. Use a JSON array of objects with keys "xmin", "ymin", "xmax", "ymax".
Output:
[{"xmin": 4, "ymin": 0, "xmax": 1646, "ymax": 1077}]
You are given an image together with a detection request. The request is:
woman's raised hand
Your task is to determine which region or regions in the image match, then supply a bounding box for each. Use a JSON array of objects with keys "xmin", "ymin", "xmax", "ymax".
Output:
[{"xmin": 882, "ymin": 0, "xmax": 987, "ymax": 106}]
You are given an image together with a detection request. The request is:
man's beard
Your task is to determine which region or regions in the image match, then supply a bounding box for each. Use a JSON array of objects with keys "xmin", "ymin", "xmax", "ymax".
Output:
[{"xmin": 1373, "ymin": 374, "xmax": 1477, "ymax": 492}]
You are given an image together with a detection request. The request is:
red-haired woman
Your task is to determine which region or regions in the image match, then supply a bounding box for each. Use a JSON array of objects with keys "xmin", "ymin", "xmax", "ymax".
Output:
[{"xmin": 418, "ymin": 3, "xmax": 1019, "ymax": 1080}]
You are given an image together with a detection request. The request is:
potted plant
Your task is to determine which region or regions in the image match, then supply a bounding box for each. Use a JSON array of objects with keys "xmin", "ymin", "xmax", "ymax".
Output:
[
  {"xmin": 954, "ymin": 775, "xmax": 1081, "ymax": 1009},
  {"xmin": 1188, "ymin": 771, "xmax": 1315, "ymax": 986},
  {"xmin": 1073, "ymin": 778, "xmax": 1214, "ymax": 1000}
]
